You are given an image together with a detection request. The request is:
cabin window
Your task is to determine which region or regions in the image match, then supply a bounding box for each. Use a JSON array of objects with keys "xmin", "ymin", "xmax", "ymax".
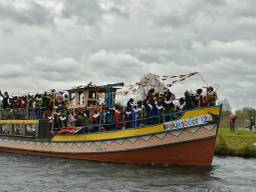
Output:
[
  {"xmin": 98, "ymin": 92, "xmax": 106, "ymax": 105},
  {"xmin": 1, "ymin": 124, "xmax": 12, "ymax": 135},
  {"xmin": 26, "ymin": 124, "xmax": 38, "ymax": 137},
  {"xmin": 14, "ymin": 124, "xmax": 26, "ymax": 136},
  {"xmin": 70, "ymin": 93, "xmax": 76, "ymax": 105},
  {"xmin": 78, "ymin": 92, "xmax": 85, "ymax": 105},
  {"xmin": 88, "ymin": 100, "xmax": 97, "ymax": 107},
  {"xmin": 89, "ymin": 90, "xmax": 97, "ymax": 99}
]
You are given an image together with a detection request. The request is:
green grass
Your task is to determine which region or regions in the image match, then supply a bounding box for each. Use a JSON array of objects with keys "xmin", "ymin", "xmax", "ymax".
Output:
[
  {"xmin": 218, "ymin": 128, "xmax": 256, "ymax": 138},
  {"xmin": 215, "ymin": 128, "xmax": 256, "ymax": 157}
]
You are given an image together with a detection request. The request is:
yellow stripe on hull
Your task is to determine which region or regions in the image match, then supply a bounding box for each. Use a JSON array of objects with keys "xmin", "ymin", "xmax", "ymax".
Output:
[
  {"xmin": 52, "ymin": 106, "xmax": 221, "ymax": 142},
  {"xmin": 181, "ymin": 107, "xmax": 220, "ymax": 119},
  {"xmin": 0, "ymin": 120, "xmax": 39, "ymax": 124},
  {"xmin": 52, "ymin": 124, "xmax": 164, "ymax": 142}
]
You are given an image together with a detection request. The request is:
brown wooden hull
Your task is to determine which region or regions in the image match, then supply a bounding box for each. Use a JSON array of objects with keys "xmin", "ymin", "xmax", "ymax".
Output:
[{"xmin": 0, "ymin": 137, "xmax": 216, "ymax": 166}]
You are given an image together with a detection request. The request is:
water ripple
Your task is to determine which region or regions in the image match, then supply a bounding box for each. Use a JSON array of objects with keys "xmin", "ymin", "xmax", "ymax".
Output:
[{"xmin": 0, "ymin": 154, "xmax": 255, "ymax": 192}]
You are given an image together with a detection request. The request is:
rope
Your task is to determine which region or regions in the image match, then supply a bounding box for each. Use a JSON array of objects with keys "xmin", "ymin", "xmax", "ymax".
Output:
[{"xmin": 198, "ymin": 73, "xmax": 209, "ymax": 87}]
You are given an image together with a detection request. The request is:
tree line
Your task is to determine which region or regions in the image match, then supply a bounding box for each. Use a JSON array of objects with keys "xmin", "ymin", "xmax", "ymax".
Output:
[{"xmin": 220, "ymin": 99, "xmax": 255, "ymax": 129}]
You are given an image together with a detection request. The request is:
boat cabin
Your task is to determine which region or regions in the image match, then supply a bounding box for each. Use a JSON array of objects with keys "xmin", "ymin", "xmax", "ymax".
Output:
[{"xmin": 66, "ymin": 83, "xmax": 124, "ymax": 109}]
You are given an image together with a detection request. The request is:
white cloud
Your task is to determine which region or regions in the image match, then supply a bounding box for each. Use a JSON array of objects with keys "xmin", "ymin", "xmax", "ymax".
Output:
[{"xmin": 0, "ymin": 0, "xmax": 255, "ymax": 109}]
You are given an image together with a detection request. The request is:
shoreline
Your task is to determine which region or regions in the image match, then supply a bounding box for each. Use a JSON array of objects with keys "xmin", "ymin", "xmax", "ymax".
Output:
[{"xmin": 215, "ymin": 128, "xmax": 256, "ymax": 158}]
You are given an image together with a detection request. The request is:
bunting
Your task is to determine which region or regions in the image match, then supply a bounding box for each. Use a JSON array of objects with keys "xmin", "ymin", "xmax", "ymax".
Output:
[
  {"xmin": 4, "ymin": 72, "xmax": 200, "ymax": 98},
  {"xmin": 162, "ymin": 72, "xmax": 199, "ymax": 87},
  {"xmin": 116, "ymin": 72, "xmax": 200, "ymax": 95}
]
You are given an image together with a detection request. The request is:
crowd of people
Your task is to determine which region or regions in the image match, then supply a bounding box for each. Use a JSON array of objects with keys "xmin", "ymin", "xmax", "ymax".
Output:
[
  {"xmin": 0, "ymin": 86, "xmax": 218, "ymax": 133},
  {"xmin": 0, "ymin": 90, "xmax": 58, "ymax": 110},
  {"xmin": 0, "ymin": 90, "xmax": 61, "ymax": 119}
]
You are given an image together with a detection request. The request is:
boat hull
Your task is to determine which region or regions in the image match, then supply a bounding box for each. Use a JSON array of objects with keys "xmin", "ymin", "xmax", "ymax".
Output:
[
  {"xmin": 0, "ymin": 136, "xmax": 216, "ymax": 166},
  {"xmin": 0, "ymin": 106, "xmax": 221, "ymax": 166}
]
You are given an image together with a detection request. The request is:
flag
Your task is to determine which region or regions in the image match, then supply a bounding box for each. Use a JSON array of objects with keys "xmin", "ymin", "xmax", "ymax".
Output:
[
  {"xmin": 188, "ymin": 72, "xmax": 198, "ymax": 77},
  {"xmin": 179, "ymin": 74, "xmax": 186, "ymax": 78},
  {"xmin": 161, "ymin": 72, "xmax": 199, "ymax": 88}
]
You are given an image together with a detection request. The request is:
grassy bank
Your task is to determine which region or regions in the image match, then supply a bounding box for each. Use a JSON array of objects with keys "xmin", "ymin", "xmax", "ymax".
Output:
[{"xmin": 215, "ymin": 128, "xmax": 256, "ymax": 157}]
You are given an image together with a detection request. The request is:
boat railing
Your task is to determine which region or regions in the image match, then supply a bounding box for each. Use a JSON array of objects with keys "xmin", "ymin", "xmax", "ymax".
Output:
[
  {"xmin": 73, "ymin": 112, "xmax": 182, "ymax": 134},
  {"xmin": 0, "ymin": 107, "xmax": 46, "ymax": 120},
  {"xmin": 0, "ymin": 105, "xmax": 221, "ymax": 139},
  {"xmin": 55, "ymin": 106, "xmax": 219, "ymax": 135},
  {"xmin": 55, "ymin": 112, "xmax": 174, "ymax": 131}
]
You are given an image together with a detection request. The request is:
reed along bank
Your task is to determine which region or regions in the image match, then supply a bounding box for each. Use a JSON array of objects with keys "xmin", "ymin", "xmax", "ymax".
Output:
[{"xmin": 215, "ymin": 128, "xmax": 256, "ymax": 157}]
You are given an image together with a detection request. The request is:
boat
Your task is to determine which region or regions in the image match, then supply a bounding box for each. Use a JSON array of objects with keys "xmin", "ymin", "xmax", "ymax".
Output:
[{"xmin": 0, "ymin": 75, "xmax": 221, "ymax": 166}]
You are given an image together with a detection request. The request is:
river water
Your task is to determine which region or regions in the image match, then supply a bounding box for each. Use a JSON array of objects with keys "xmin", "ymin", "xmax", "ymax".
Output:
[{"xmin": 0, "ymin": 154, "xmax": 255, "ymax": 192}]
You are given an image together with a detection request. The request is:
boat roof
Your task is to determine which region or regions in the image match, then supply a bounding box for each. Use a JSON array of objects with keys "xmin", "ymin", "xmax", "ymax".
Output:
[{"xmin": 66, "ymin": 83, "xmax": 124, "ymax": 92}]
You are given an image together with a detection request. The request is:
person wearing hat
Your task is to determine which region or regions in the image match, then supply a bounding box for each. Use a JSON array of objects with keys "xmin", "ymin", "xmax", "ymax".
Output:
[
  {"xmin": 195, "ymin": 88, "xmax": 204, "ymax": 107},
  {"xmin": 228, "ymin": 114, "xmax": 237, "ymax": 132},
  {"xmin": 0, "ymin": 91, "xmax": 9, "ymax": 109},
  {"xmin": 176, "ymin": 97, "xmax": 186, "ymax": 112},
  {"xmin": 60, "ymin": 112, "xmax": 68, "ymax": 128},
  {"xmin": 206, "ymin": 86, "xmax": 218, "ymax": 106},
  {"xmin": 36, "ymin": 94, "xmax": 43, "ymax": 119},
  {"xmin": 163, "ymin": 95, "xmax": 175, "ymax": 122},
  {"xmin": 66, "ymin": 110, "xmax": 74, "ymax": 128},
  {"xmin": 155, "ymin": 97, "xmax": 164, "ymax": 124},
  {"xmin": 42, "ymin": 92, "xmax": 51, "ymax": 110},
  {"xmin": 56, "ymin": 91, "xmax": 64, "ymax": 106},
  {"xmin": 92, "ymin": 110, "xmax": 100, "ymax": 132},
  {"xmin": 249, "ymin": 117, "xmax": 255, "ymax": 131}
]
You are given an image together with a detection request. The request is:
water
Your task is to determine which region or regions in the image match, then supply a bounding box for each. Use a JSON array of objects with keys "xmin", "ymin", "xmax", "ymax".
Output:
[{"xmin": 0, "ymin": 154, "xmax": 255, "ymax": 192}]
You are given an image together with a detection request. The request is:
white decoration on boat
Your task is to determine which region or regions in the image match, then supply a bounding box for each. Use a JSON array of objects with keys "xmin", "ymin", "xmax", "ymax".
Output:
[
  {"xmin": 155, "ymin": 133, "xmax": 167, "ymax": 139},
  {"xmin": 76, "ymin": 143, "xmax": 82, "ymax": 147},
  {"xmin": 141, "ymin": 135, "xmax": 152, "ymax": 142},
  {"xmin": 116, "ymin": 139, "xmax": 125, "ymax": 145},
  {"xmin": 22, "ymin": 141, "xmax": 27, "ymax": 145},
  {"xmin": 164, "ymin": 114, "xmax": 213, "ymax": 130},
  {"xmin": 105, "ymin": 140, "xmax": 113, "ymax": 145},
  {"xmin": 203, "ymin": 125, "xmax": 216, "ymax": 130},
  {"xmin": 187, "ymin": 127, "xmax": 199, "ymax": 133},
  {"xmin": 68, "ymin": 143, "xmax": 73, "ymax": 147},
  {"xmin": 170, "ymin": 130, "xmax": 182, "ymax": 137},
  {"xmin": 58, "ymin": 143, "xmax": 64, "ymax": 147},
  {"xmin": 55, "ymin": 143, "xmax": 61, "ymax": 147},
  {"xmin": 127, "ymin": 137, "xmax": 137, "ymax": 143},
  {"xmin": 94, "ymin": 141, "xmax": 102, "ymax": 146},
  {"xmin": 85, "ymin": 142, "xmax": 91, "ymax": 146}
]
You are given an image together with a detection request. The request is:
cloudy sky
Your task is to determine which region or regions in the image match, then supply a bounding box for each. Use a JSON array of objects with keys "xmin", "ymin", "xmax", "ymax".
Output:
[{"xmin": 0, "ymin": 0, "xmax": 255, "ymax": 110}]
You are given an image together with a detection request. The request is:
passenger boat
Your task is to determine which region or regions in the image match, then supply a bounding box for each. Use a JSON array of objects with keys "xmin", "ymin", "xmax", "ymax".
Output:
[{"xmin": 0, "ymin": 80, "xmax": 222, "ymax": 166}]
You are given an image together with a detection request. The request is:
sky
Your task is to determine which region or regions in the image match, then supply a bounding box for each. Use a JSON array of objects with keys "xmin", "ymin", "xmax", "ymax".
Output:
[{"xmin": 0, "ymin": 0, "xmax": 255, "ymax": 110}]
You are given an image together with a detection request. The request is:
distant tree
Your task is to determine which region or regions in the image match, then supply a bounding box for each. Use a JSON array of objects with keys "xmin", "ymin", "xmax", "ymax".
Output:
[
  {"xmin": 235, "ymin": 107, "xmax": 256, "ymax": 129},
  {"xmin": 242, "ymin": 107, "xmax": 256, "ymax": 119},
  {"xmin": 220, "ymin": 99, "xmax": 232, "ymax": 128},
  {"xmin": 222, "ymin": 98, "xmax": 232, "ymax": 112}
]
